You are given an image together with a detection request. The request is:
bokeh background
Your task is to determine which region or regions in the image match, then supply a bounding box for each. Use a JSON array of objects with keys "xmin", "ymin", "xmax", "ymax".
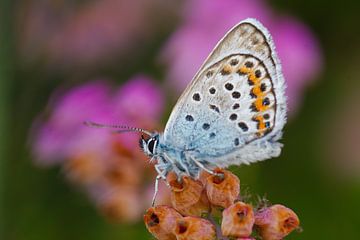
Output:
[{"xmin": 1, "ymin": 0, "xmax": 360, "ymax": 239}]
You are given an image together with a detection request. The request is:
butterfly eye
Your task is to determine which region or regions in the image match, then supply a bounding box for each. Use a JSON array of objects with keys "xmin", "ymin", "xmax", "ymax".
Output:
[{"xmin": 147, "ymin": 138, "xmax": 156, "ymax": 154}]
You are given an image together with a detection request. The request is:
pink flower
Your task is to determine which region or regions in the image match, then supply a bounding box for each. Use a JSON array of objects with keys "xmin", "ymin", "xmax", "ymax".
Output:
[
  {"xmin": 174, "ymin": 216, "xmax": 216, "ymax": 240},
  {"xmin": 30, "ymin": 75, "xmax": 169, "ymax": 222},
  {"xmin": 271, "ymin": 17, "xmax": 322, "ymax": 113},
  {"xmin": 167, "ymin": 172, "xmax": 210, "ymax": 217},
  {"xmin": 144, "ymin": 205, "xmax": 183, "ymax": 240},
  {"xmin": 113, "ymin": 76, "xmax": 164, "ymax": 125},
  {"xmin": 144, "ymin": 171, "xmax": 301, "ymax": 239},
  {"xmin": 221, "ymin": 201, "xmax": 255, "ymax": 238},
  {"xmin": 16, "ymin": 0, "xmax": 177, "ymax": 70},
  {"xmin": 161, "ymin": 0, "xmax": 322, "ymax": 114},
  {"xmin": 255, "ymin": 204, "xmax": 300, "ymax": 240},
  {"xmin": 96, "ymin": 186, "xmax": 143, "ymax": 223},
  {"xmin": 203, "ymin": 168, "xmax": 240, "ymax": 208},
  {"xmin": 32, "ymin": 75, "xmax": 164, "ymax": 165},
  {"xmin": 32, "ymin": 81, "xmax": 114, "ymax": 166}
]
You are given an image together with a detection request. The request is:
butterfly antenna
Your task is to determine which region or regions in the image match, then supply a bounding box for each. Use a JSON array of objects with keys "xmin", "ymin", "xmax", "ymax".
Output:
[{"xmin": 83, "ymin": 120, "xmax": 152, "ymax": 136}]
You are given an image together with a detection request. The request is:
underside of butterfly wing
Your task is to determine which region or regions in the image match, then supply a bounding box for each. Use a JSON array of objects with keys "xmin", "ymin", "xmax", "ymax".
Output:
[{"xmin": 163, "ymin": 18, "xmax": 286, "ymax": 166}]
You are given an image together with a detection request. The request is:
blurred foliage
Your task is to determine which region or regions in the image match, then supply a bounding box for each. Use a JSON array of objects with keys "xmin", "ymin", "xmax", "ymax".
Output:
[{"xmin": 1, "ymin": 0, "xmax": 360, "ymax": 239}]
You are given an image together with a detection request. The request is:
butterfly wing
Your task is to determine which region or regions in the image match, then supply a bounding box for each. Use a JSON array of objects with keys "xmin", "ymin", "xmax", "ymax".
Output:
[{"xmin": 163, "ymin": 18, "xmax": 286, "ymax": 166}]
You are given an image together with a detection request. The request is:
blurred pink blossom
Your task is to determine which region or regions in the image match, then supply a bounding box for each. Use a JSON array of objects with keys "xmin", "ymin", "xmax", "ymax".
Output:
[
  {"xmin": 17, "ymin": 0, "xmax": 178, "ymax": 70},
  {"xmin": 161, "ymin": 0, "xmax": 322, "ymax": 114},
  {"xmin": 31, "ymin": 75, "xmax": 170, "ymax": 222},
  {"xmin": 32, "ymin": 81, "xmax": 114, "ymax": 165}
]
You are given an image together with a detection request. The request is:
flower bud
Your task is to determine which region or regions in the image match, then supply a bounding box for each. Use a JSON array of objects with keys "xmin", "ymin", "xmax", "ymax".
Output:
[
  {"xmin": 174, "ymin": 216, "xmax": 216, "ymax": 240},
  {"xmin": 167, "ymin": 172, "xmax": 210, "ymax": 216},
  {"xmin": 144, "ymin": 205, "xmax": 182, "ymax": 240},
  {"xmin": 255, "ymin": 204, "xmax": 300, "ymax": 240},
  {"xmin": 64, "ymin": 155, "xmax": 104, "ymax": 185},
  {"xmin": 205, "ymin": 168, "xmax": 240, "ymax": 208},
  {"xmin": 221, "ymin": 201, "xmax": 255, "ymax": 238},
  {"xmin": 98, "ymin": 187, "xmax": 142, "ymax": 223}
]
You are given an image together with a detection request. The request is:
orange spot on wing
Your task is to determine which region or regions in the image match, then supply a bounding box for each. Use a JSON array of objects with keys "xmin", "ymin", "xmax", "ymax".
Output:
[
  {"xmin": 248, "ymin": 72, "xmax": 257, "ymax": 82},
  {"xmin": 251, "ymin": 85, "xmax": 265, "ymax": 97},
  {"xmin": 223, "ymin": 65, "xmax": 232, "ymax": 73},
  {"xmin": 254, "ymin": 115, "xmax": 266, "ymax": 130},
  {"xmin": 238, "ymin": 65, "xmax": 260, "ymax": 86},
  {"xmin": 254, "ymin": 97, "xmax": 269, "ymax": 112},
  {"xmin": 221, "ymin": 65, "xmax": 233, "ymax": 75},
  {"xmin": 238, "ymin": 66, "xmax": 251, "ymax": 74}
]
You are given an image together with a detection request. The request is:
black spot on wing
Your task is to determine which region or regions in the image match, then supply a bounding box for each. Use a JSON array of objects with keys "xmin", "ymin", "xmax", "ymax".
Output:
[
  {"xmin": 209, "ymin": 104, "xmax": 220, "ymax": 113},
  {"xmin": 232, "ymin": 91, "xmax": 241, "ymax": 99},
  {"xmin": 238, "ymin": 122, "xmax": 249, "ymax": 132},
  {"xmin": 202, "ymin": 123, "xmax": 210, "ymax": 130},
  {"xmin": 209, "ymin": 87, "xmax": 216, "ymax": 94},
  {"xmin": 233, "ymin": 103, "xmax": 240, "ymax": 110},
  {"xmin": 229, "ymin": 114, "xmax": 237, "ymax": 121},
  {"xmin": 185, "ymin": 115, "xmax": 194, "ymax": 121},
  {"xmin": 193, "ymin": 93, "xmax": 201, "ymax": 101},
  {"xmin": 225, "ymin": 83, "xmax": 234, "ymax": 91}
]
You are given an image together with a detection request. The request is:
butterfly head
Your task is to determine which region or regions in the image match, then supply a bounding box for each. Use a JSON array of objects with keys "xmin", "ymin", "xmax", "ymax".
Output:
[{"xmin": 140, "ymin": 133, "xmax": 160, "ymax": 157}]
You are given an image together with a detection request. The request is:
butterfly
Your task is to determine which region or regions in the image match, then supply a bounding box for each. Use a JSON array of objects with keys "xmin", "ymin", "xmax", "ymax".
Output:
[{"xmin": 85, "ymin": 18, "xmax": 286, "ymax": 205}]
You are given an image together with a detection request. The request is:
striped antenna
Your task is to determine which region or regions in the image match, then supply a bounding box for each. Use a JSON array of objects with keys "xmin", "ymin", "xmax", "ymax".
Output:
[{"xmin": 83, "ymin": 120, "xmax": 152, "ymax": 136}]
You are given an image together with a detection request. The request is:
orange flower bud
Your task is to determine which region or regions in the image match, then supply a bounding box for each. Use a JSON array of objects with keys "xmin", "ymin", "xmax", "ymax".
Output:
[
  {"xmin": 255, "ymin": 204, "xmax": 300, "ymax": 240},
  {"xmin": 174, "ymin": 216, "xmax": 216, "ymax": 240},
  {"xmin": 205, "ymin": 168, "xmax": 240, "ymax": 208},
  {"xmin": 98, "ymin": 187, "xmax": 142, "ymax": 223},
  {"xmin": 221, "ymin": 201, "xmax": 255, "ymax": 238},
  {"xmin": 198, "ymin": 170, "xmax": 211, "ymax": 186},
  {"xmin": 167, "ymin": 172, "xmax": 210, "ymax": 216},
  {"xmin": 64, "ymin": 154, "xmax": 104, "ymax": 185},
  {"xmin": 144, "ymin": 205, "xmax": 182, "ymax": 240}
]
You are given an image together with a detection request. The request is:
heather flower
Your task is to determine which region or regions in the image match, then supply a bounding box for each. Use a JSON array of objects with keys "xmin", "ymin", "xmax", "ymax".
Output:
[
  {"xmin": 221, "ymin": 201, "xmax": 255, "ymax": 238},
  {"xmin": 161, "ymin": 0, "xmax": 322, "ymax": 114},
  {"xmin": 167, "ymin": 172, "xmax": 210, "ymax": 217},
  {"xmin": 174, "ymin": 216, "xmax": 216, "ymax": 240},
  {"xmin": 204, "ymin": 168, "xmax": 240, "ymax": 208},
  {"xmin": 97, "ymin": 187, "xmax": 143, "ymax": 223},
  {"xmin": 255, "ymin": 204, "xmax": 300, "ymax": 240},
  {"xmin": 16, "ymin": 0, "xmax": 177, "ymax": 70},
  {"xmin": 145, "ymin": 169, "xmax": 300, "ymax": 239},
  {"xmin": 144, "ymin": 205, "xmax": 182, "ymax": 240},
  {"xmin": 32, "ymin": 81, "xmax": 114, "ymax": 166},
  {"xmin": 31, "ymin": 75, "xmax": 168, "ymax": 222},
  {"xmin": 112, "ymin": 77, "xmax": 164, "ymax": 126}
]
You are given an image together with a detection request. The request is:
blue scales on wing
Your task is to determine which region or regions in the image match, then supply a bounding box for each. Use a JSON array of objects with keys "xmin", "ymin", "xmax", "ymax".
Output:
[{"xmin": 162, "ymin": 19, "xmax": 287, "ymax": 168}]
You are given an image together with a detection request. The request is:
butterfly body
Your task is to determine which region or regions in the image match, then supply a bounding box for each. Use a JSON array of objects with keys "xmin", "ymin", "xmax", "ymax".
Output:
[{"xmin": 140, "ymin": 18, "xmax": 286, "ymax": 180}]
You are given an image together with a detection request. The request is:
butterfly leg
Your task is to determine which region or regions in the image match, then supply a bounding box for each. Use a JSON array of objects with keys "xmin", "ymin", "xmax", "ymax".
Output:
[
  {"xmin": 163, "ymin": 152, "xmax": 191, "ymax": 178},
  {"xmin": 187, "ymin": 154, "xmax": 223, "ymax": 177},
  {"xmin": 154, "ymin": 164, "xmax": 166, "ymax": 179},
  {"xmin": 151, "ymin": 175, "xmax": 162, "ymax": 207}
]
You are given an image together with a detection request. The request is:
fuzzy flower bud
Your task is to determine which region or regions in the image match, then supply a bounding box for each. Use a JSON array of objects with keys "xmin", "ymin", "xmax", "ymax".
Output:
[
  {"xmin": 204, "ymin": 168, "xmax": 240, "ymax": 208},
  {"xmin": 167, "ymin": 172, "xmax": 210, "ymax": 216},
  {"xmin": 144, "ymin": 205, "xmax": 182, "ymax": 240},
  {"xmin": 174, "ymin": 216, "xmax": 216, "ymax": 240},
  {"xmin": 221, "ymin": 201, "xmax": 255, "ymax": 238},
  {"xmin": 255, "ymin": 204, "xmax": 300, "ymax": 240}
]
